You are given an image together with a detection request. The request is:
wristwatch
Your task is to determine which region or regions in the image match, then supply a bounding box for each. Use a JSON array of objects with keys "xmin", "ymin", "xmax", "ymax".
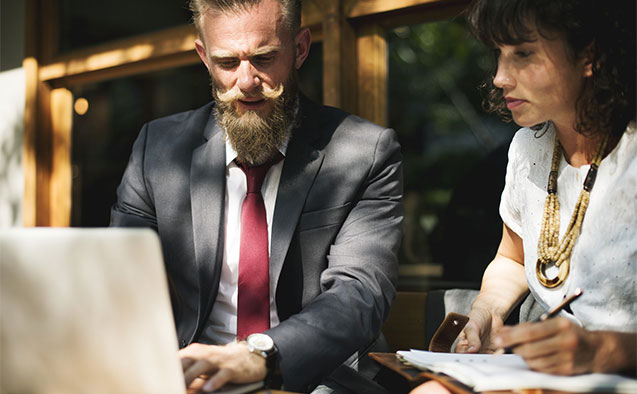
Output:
[{"xmin": 245, "ymin": 333, "xmax": 282, "ymax": 389}]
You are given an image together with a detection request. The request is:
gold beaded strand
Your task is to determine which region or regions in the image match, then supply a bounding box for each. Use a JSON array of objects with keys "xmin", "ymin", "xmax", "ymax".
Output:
[{"xmin": 535, "ymin": 134, "xmax": 609, "ymax": 288}]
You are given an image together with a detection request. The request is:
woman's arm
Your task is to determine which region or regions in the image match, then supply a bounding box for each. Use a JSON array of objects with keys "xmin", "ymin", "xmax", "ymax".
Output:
[
  {"xmin": 456, "ymin": 223, "xmax": 529, "ymax": 353},
  {"xmin": 459, "ymin": 226, "xmax": 636, "ymax": 375}
]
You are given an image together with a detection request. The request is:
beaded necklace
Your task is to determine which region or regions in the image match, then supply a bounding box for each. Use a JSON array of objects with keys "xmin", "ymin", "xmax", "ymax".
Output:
[{"xmin": 535, "ymin": 133, "xmax": 609, "ymax": 288}]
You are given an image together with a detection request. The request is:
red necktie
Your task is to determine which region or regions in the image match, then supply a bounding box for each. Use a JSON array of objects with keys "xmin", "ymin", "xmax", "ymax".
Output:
[{"xmin": 236, "ymin": 155, "xmax": 282, "ymax": 340}]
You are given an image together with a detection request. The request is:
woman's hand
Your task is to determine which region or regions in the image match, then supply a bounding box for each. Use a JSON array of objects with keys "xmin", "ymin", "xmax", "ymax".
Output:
[
  {"xmin": 495, "ymin": 318, "xmax": 637, "ymax": 375},
  {"xmin": 456, "ymin": 224, "xmax": 528, "ymax": 354},
  {"xmin": 455, "ymin": 306, "xmax": 505, "ymax": 353}
]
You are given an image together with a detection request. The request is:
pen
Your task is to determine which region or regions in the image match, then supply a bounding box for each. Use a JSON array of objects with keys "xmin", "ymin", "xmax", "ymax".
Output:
[
  {"xmin": 494, "ymin": 288, "xmax": 584, "ymax": 355},
  {"xmin": 536, "ymin": 287, "xmax": 583, "ymax": 322}
]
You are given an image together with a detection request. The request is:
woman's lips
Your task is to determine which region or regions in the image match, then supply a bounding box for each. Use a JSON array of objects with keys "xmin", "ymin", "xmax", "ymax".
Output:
[{"xmin": 505, "ymin": 97, "xmax": 526, "ymax": 110}]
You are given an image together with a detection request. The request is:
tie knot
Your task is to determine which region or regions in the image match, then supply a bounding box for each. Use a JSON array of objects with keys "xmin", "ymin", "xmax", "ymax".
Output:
[{"xmin": 237, "ymin": 153, "xmax": 283, "ymax": 194}]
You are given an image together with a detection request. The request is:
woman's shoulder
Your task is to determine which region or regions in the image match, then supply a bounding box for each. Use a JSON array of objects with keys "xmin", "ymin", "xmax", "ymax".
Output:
[
  {"xmin": 618, "ymin": 121, "xmax": 637, "ymax": 151},
  {"xmin": 612, "ymin": 121, "xmax": 637, "ymax": 172},
  {"xmin": 508, "ymin": 124, "xmax": 555, "ymax": 160}
]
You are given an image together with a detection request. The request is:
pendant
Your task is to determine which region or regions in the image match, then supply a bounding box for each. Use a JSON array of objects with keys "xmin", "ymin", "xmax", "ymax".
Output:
[{"xmin": 536, "ymin": 258, "xmax": 569, "ymax": 288}]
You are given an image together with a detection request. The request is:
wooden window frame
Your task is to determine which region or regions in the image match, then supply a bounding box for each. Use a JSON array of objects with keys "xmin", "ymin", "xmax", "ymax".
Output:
[{"xmin": 23, "ymin": 0, "xmax": 469, "ymax": 226}]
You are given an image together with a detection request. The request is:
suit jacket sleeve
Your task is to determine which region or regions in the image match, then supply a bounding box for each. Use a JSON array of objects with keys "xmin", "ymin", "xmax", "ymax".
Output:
[
  {"xmin": 267, "ymin": 126, "xmax": 403, "ymax": 391},
  {"xmin": 110, "ymin": 124, "xmax": 158, "ymax": 229}
]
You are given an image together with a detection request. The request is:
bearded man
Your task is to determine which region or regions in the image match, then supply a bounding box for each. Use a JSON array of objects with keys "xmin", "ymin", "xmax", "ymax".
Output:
[{"xmin": 111, "ymin": 0, "xmax": 403, "ymax": 392}]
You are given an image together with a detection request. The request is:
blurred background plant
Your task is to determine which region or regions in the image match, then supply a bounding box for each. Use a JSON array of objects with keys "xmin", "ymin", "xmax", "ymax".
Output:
[{"xmin": 387, "ymin": 19, "xmax": 517, "ymax": 288}]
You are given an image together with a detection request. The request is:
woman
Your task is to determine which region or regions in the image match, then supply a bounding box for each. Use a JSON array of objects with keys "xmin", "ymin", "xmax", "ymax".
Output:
[{"xmin": 414, "ymin": 1, "xmax": 634, "ymax": 390}]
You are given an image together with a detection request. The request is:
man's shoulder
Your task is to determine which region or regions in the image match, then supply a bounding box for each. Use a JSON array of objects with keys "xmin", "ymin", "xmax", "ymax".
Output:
[
  {"xmin": 298, "ymin": 98, "xmax": 400, "ymax": 169},
  {"xmin": 305, "ymin": 99, "xmax": 386, "ymax": 133},
  {"xmin": 143, "ymin": 102, "xmax": 214, "ymax": 137},
  {"xmin": 134, "ymin": 102, "xmax": 215, "ymax": 155}
]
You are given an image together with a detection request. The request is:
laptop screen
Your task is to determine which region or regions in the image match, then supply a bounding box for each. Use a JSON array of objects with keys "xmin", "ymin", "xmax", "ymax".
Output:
[{"xmin": 0, "ymin": 227, "xmax": 186, "ymax": 394}]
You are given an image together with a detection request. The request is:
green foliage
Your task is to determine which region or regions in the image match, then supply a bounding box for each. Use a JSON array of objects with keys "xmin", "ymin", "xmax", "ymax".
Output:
[
  {"xmin": 388, "ymin": 19, "xmax": 516, "ymax": 266},
  {"xmin": 389, "ymin": 20, "xmax": 494, "ymax": 144}
]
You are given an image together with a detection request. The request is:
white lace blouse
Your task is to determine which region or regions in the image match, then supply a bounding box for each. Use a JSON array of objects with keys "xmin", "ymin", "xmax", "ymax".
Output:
[{"xmin": 500, "ymin": 122, "xmax": 637, "ymax": 332}]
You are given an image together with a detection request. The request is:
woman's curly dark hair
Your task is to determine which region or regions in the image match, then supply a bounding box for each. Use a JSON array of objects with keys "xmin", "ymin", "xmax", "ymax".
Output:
[{"xmin": 466, "ymin": 0, "xmax": 636, "ymax": 137}]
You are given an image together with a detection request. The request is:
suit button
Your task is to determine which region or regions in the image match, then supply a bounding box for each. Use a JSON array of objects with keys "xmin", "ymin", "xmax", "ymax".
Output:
[{"xmin": 180, "ymin": 340, "xmax": 187, "ymax": 348}]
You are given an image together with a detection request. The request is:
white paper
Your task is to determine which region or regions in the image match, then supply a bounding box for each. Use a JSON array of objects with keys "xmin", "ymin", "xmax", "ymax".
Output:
[{"xmin": 397, "ymin": 349, "xmax": 637, "ymax": 393}]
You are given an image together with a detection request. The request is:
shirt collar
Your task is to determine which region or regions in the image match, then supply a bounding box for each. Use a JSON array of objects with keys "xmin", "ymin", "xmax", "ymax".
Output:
[{"xmin": 225, "ymin": 138, "xmax": 289, "ymax": 167}]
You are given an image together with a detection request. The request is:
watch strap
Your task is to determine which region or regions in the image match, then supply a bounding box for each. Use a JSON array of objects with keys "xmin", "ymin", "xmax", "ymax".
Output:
[{"xmin": 264, "ymin": 349, "xmax": 282, "ymax": 390}]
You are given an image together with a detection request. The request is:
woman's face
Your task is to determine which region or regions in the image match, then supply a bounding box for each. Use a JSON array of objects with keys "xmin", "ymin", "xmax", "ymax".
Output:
[{"xmin": 493, "ymin": 32, "xmax": 591, "ymax": 132}]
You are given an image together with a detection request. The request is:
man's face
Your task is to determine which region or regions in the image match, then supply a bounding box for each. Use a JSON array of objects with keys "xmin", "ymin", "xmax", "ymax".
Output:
[{"xmin": 194, "ymin": 0, "xmax": 311, "ymax": 164}]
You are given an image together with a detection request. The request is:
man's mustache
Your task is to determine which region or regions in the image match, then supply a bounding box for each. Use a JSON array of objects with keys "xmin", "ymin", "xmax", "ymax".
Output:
[{"xmin": 215, "ymin": 83, "xmax": 284, "ymax": 104}]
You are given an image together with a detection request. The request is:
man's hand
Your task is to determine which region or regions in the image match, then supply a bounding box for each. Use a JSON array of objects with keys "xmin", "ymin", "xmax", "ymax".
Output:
[
  {"xmin": 495, "ymin": 317, "xmax": 637, "ymax": 375},
  {"xmin": 455, "ymin": 307, "xmax": 505, "ymax": 353},
  {"xmin": 179, "ymin": 341, "xmax": 266, "ymax": 393}
]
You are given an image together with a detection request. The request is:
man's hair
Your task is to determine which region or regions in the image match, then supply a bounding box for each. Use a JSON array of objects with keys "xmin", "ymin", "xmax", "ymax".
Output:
[
  {"xmin": 189, "ymin": 0, "xmax": 302, "ymax": 36},
  {"xmin": 466, "ymin": 0, "xmax": 636, "ymax": 137}
]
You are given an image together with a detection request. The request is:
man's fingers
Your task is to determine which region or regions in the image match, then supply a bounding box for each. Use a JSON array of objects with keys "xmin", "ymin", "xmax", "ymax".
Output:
[
  {"xmin": 178, "ymin": 342, "xmax": 267, "ymax": 391},
  {"xmin": 186, "ymin": 376, "xmax": 208, "ymax": 394},
  {"xmin": 179, "ymin": 343, "xmax": 218, "ymax": 357},
  {"xmin": 181, "ymin": 356, "xmax": 196, "ymax": 371},
  {"xmin": 202, "ymin": 368, "xmax": 233, "ymax": 392},
  {"xmin": 184, "ymin": 359, "xmax": 218, "ymax": 387},
  {"xmin": 179, "ymin": 343, "xmax": 226, "ymax": 385}
]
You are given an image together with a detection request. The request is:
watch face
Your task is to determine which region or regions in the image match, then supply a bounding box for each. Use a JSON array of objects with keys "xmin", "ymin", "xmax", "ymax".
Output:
[{"xmin": 246, "ymin": 333, "xmax": 274, "ymax": 352}]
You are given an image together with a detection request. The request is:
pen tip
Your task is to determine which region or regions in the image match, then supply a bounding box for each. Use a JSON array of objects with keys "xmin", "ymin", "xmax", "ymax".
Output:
[{"xmin": 574, "ymin": 288, "xmax": 583, "ymax": 296}]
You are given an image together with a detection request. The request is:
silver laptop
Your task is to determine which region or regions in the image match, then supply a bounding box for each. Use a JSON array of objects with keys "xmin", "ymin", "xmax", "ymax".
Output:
[{"xmin": 0, "ymin": 227, "xmax": 186, "ymax": 394}]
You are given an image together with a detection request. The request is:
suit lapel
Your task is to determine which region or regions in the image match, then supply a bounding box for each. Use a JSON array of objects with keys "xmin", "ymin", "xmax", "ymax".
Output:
[
  {"xmin": 190, "ymin": 113, "xmax": 226, "ymax": 340},
  {"xmin": 270, "ymin": 98, "xmax": 324, "ymax": 294}
]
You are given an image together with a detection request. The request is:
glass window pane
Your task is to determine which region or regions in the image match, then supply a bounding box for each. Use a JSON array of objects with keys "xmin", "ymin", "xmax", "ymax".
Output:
[
  {"xmin": 59, "ymin": 0, "xmax": 192, "ymax": 53},
  {"xmin": 388, "ymin": 20, "xmax": 517, "ymax": 289},
  {"xmin": 299, "ymin": 43, "xmax": 323, "ymax": 104},
  {"xmin": 70, "ymin": 63, "xmax": 211, "ymax": 226}
]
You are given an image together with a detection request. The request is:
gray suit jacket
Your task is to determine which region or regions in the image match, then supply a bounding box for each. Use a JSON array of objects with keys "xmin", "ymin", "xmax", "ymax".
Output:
[{"xmin": 111, "ymin": 95, "xmax": 403, "ymax": 392}]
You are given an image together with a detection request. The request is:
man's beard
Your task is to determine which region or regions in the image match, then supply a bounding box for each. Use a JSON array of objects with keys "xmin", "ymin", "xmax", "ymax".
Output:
[{"xmin": 212, "ymin": 72, "xmax": 299, "ymax": 166}]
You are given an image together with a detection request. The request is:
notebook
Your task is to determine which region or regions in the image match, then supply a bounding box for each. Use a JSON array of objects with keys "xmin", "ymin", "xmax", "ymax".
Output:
[
  {"xmin": 397, "ymin": 349, "xmax": 637, "ymax": 393},
  {"xmin": 0, "ymin": 227, "xmax": 186, "ymax": 394}
]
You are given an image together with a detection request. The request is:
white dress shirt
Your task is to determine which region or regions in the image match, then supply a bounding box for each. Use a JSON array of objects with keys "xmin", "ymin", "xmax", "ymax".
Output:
[{"xmin": 206, "ymin": 141, "xmax": 287, "ymax": 344}]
